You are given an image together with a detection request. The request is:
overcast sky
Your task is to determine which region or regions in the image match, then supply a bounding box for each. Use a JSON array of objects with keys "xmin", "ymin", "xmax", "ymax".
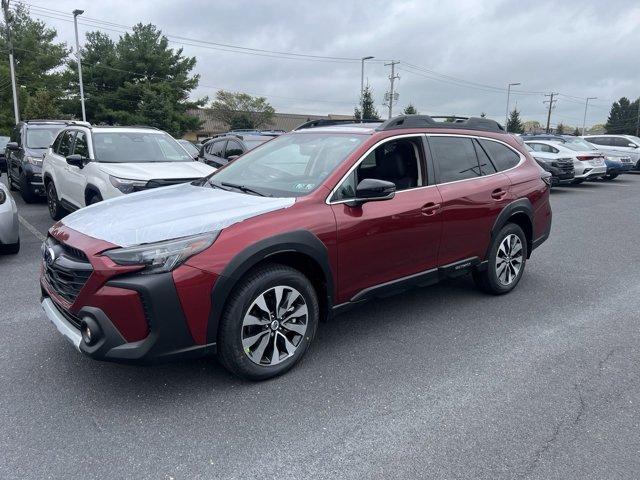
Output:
[{"xmin": 20, "ymin": 0, "xmax": 640, "ymax": 128}]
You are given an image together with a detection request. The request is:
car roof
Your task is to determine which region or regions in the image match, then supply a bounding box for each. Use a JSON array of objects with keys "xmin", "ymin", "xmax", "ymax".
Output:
[{"xmin": 89, "ymin": 126, "xmax": 165, "ymax": 134}]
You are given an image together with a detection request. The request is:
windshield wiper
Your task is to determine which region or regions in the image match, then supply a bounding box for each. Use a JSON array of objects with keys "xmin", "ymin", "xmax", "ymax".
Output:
[{"xmin": 219, "ymin": 181, "xmax": 271, "ymax": 197}]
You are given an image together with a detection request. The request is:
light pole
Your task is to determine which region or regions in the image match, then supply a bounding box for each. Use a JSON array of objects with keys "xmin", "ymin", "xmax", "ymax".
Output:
[
  {"xmin": 504, "ymin": 82, "xmax": 520, "ymax": 133},
  {"xmin": 582, "ymin": 97, "xmax": 597, "ymax": 135},
  {"xmin": 360, "ymin": 56, "xmax": 374, "ymax": 119},
  {"xmin": 73, "ymin": 9, "xmax": 86, "ymax": 122},
  {"xmin": 2, "ymin": 0, "xmax": 19, "ymax": 123}
]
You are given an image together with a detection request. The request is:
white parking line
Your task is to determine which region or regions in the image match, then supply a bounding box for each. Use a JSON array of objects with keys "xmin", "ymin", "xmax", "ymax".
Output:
[{"xmin": 18, "ymin": 215, "xmax": 46, "ymax": 242}]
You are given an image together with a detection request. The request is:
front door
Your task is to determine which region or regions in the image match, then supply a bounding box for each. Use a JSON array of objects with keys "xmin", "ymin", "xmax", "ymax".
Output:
[{"xmin": 330, "ymin": 136, "xmax": 443, "ymax": 303}]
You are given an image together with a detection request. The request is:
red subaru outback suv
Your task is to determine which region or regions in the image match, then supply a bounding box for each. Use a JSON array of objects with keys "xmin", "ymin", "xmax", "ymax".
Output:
[{"xmin": 41, "ymin": 115, "xmax": 552, "ymax": 380}]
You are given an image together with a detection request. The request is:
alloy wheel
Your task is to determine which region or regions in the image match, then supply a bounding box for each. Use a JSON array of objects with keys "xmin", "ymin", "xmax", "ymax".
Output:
[
  {"xmin": 47, "ymin": 184, "xmax": 57, "ymax": 217},
  {"xmin": 241, "ymin": 285, "xmax": 308, "ymax": 366},
  {"xmin": 495, "ymin": 234, "xmax": 523, "ymax": 286}
]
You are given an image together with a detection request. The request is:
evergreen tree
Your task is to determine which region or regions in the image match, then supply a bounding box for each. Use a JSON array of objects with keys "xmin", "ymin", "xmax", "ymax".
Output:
[
  {"xmin": 506, "ymin": 108, "xmax": 524, "ymax": 133},
  {"xmin": 403, "ymin": 104, "xmax": 418, "ymax": 114},
  {"xmin": 572, "ymin": 127, "xmax": 581, "ymax": 136},
  {"xmin": 354, "ymin": 85, "xmax": 379, "ymax": 120},
  {"xmin": 605, "ymin": 97, "xmax": 640, "ymax": 134}
]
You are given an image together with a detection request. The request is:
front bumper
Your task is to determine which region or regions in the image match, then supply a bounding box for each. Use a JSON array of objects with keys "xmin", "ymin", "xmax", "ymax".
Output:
[
  {"xmin": 41, "ymin": 270, "xmax": 217, "ymax": 364},
  {"xmin": 0, "ymin": 194, "xmax": 19, "ymax": 245},
  {"xmin": 24, "ymin": 165, "xmax": 45, "ymax": 195}
]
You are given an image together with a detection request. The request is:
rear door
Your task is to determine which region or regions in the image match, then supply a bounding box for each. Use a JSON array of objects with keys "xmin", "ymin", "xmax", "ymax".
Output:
[
  {"xmin": 203, "ymin": 139, "xmax": 227, "ymax": 167},
  {"xmin": 55, "ymin": 131, "xmax": 78, "ymax": 206},
  {"xmin": 429, "ymin": 135, "xmax": 514, "ymax": 266},
  {"xmin": 66, "ymin": 130, "xmax": 89, "ymax": 206}
]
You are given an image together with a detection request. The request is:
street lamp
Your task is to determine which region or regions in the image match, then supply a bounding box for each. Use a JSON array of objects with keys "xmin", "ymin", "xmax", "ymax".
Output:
[
  {"xmin": 360, "ymin": 56, "xmax": 374, "ymax": 120},
  {"xmin": 505, "ymin": 82, "xmax": 521, "ymax": 133},
  {"xmin": 582, "ymin": 97, "xmax": 597, "ymax": 136},
  {"xmin": 73, "ymin": 9, "xmax": 86, "ymax": 122}
]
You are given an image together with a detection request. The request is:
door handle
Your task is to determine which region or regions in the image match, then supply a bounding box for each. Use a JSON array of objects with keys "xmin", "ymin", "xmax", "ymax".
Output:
[
  {"xmin": 491, "ymin": 188, "xmax": 507, "ymax": 200},
  {"xmin": 421, "ymin": 202, "xmax": 441, "ymax": 216}
]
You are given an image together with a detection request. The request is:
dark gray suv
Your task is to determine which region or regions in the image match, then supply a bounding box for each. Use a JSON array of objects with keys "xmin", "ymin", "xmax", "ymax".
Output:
[{"xmin": 200, "ymin": 134, "xmax": 272, "ymax": 168}]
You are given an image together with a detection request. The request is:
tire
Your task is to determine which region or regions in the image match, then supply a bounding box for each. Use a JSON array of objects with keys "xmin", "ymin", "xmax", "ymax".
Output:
[
  {"xmin": 473, "ymin": 223, "xmax": 528, "ymax": 295},
  {"xmin": 46, "ymin": 181, "xmax": 68, "ymax": 221},
  {"xmin": 603, "ymin": 173, "xmax": 618, "ymax": 181},
  {"xmin": 8, "ymin": 172, "xmax": 17, "ymax": 191},
  {"xmin": 571, "ymin": 179, "xmax": 584, "ymax": 185},
  {"xmin": 217, "ymin": 263, "xmax": 319, "ymax": 381},
  {"xmin": 0, "ymin": 239, "xmax": 20, "ymax": 255},
  {"xmin": 87, "ymin": 192, "xmax": 103, "ymax": 205},
  {"xmin": 19, "ymin": 172, "xmax": 38, "ymax": 203}
]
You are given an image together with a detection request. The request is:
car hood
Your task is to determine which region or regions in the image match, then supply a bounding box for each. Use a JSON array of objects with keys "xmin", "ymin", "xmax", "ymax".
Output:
[
  {"xmin": 98, "ymin": 161, "xmax": 214, "ymax": 180},
  {"xmin": 61, "ymin": 183, "xmax": 295, "ymax": 247}
]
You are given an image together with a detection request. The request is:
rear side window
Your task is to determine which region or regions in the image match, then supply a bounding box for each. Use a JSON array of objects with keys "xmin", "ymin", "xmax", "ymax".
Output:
[
  {"xmin": 588, "ymin": 136, "xmax": 609, "ymax": 146},
  {"xmin": 207, "ymin": 140, "xmax": 225, "ymax": 157},
  {"xmin": 473, "ymin": 139, "xmax": 497, "ymax": 175},
  {"xmin": 478, "ymin": 139, "xmax": 520, "ymax": 171},
  {"xmin": 225, "ymin": 140, "xmax": 244, "ymax": 158},
  {"xmin": 430, "ymin": 136, "xmax": 481, "ymax": 183},
  {"xmin": 613, "ymin": 137, "xmax": 632, "ymax": 147},
  {"xmin": 57, "ymin": 131, "xmax": 75, "ymax": 157}
]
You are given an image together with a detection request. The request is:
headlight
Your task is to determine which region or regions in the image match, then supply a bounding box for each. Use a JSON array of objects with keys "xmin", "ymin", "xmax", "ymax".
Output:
[
  {"xmin": 103, "ymin": 232, "xmax": 219, "ymax": 274},
  {"xmin": 25, "ymin": 156, "xmax": 42, "ymax": 166},
  {"xmin": 109, "ymin": 175, "xmax": 148, "ymax": 194},
  {"xmin": 0, "ymin": 189, "xmax": 6, "ymax": 205}
]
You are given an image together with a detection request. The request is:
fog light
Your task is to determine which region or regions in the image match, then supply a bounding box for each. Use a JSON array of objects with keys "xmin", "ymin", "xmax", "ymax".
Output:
[{"xmin": 80, "ymin": 317, "xmax": 101, "ymax": 346}]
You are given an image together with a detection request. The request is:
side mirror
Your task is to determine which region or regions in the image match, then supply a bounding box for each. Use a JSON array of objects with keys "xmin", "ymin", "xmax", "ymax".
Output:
[
  {"xmin": 66, "ymin": 154, "xmax": 86, "ymax": 168},
  {"xmin": 6, "ymin": 142, "xmax": 19, "ymax": 151},
  {"xmin": 628, "ymin": 143, "xmax": 638, "ymax": 148},
  {"xmin": 347, "ymin": 178, "xmax": 396, "ymax": 207}
]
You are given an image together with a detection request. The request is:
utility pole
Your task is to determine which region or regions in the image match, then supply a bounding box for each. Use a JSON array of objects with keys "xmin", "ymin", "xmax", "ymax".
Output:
[
  {"xmin": 544, "ymin": 93, "xmax": 558, "ymax": 134},
  {"xmin": 2, "ymin": 0, "xmax": 20, "ymax": 124},
  {"xmin": 581, "ymin": 97, "xmax": 597, "ymax": 136},
  {"xmin": 504, "ymin": 82, "xmax": 520, "ymax": 133},
  {"xmin": 384, "ymin": 61, "xmax": 400, "ymax": 119},
  {"xmin": 73, "ymin": 9, "xmax": 86, "ymax": 122}
]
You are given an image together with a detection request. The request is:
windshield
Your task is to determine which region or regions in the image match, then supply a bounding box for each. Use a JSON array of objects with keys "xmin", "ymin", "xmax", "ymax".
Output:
[
  {"xmin": 204, "ymin": 133, "xmax": 366, "ymax": 197},
  {"xmin": 0, "ymin": 136, "xmax": 9, "ymax": 149},
  {"xmin": 178, "ymin": 139, "xmax": 199, "ymax": 157},
  {"xmin": 563, "ymin": 139, "xmax": 598, "ymax": 152},
  {"xmin": 26, "ymin": 126, "xmax": 63, "ymax": 149},
  {"xmin": 93, "ymin": 131, "xmax": 193, "ymax": 163},
  {"xmin": 244, "ymin": 138, "xmax": 269, "ymax": 150}
]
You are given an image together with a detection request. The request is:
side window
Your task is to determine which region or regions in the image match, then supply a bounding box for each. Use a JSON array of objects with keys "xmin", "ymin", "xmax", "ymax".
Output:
[
  {"xmin": 10, "ymin": 126, "xmax": 21, "ymax": 145},
  {"xmin": 57, "ymin": 131, "xmax": 75, "ymax": 157},
  {"xmin": 478, "ymin": 139, "xmax": 521, "ymax": 171},
  {"xmin": 613, "ymin": 137, "xmax": 632, "ymax": 147},
  {"xmin": 52, "ymin": 131, "xmax": 65, "ymax": 153},
  {"xmin": 430, "ymin": 136, "xmax": 481, "ymax": 183},
  {"xmin": 332, "ymin": 137, "xmax": 423, "ymax": 201},
  {"xmin": 225, "ymin": 140, "xmax": 244, "ymax": 158},
  {"xmin": 207, "ymin": 140, "xmax": 226, "ymax": 157},
  {"xmin": 473, "ymin": 140, "xmax": 497, "ymax": 175},
  {"xmin": 550, "ymin": 146, "xmax": 559, "ymax": 154},
  {"xmin": 590, "ymin": 137, "xmax": 608, "ymax": 146},
  {"xmin": 74, "ymin": 131, "xmax": 89, "ymax": 157}
]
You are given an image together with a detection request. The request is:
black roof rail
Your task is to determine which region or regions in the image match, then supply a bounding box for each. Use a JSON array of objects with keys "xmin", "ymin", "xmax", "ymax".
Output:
[
  {"xmin": 294, "ymin": 118, "xmax": 381, "ymax": 131},
  {"xmin": 377, "ymin": 115, "xmax": 505, "ymax": 133}
]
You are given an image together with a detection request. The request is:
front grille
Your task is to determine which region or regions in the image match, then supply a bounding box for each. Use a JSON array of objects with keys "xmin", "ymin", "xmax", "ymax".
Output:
[
  {"xmin": 551, "ymin": 159, "xmax": 574, "ymax": 174},
  {"xmin": 144, "ymin": 178, "xmax": 199, "ymax": 189},
  {"xmin": 52, "ymin": 297, "xmax": 82, "ymax": 329},
  {"xmin": 43, "ymin": 236, "xmax": 93, "ymax": 304}
]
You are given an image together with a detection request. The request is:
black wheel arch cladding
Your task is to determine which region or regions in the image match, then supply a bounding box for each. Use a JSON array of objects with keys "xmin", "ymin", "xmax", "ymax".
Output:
[
  {"xmin": 490, "ymin": 198, "xmax": 533, "ymax": 258},
  {"xmin": 207, "ymin": 229, "xmax": 334, "ymax": 345}
]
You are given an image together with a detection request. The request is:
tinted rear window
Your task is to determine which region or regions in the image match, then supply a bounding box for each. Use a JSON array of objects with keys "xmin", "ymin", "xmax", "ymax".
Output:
[
  {"xmin": 478, "ymin": 139, "xmax": 520, "ymax": 171},
  {"xmin": 430, "ymin": 137, "xmax": 481, "ymax": 183}
]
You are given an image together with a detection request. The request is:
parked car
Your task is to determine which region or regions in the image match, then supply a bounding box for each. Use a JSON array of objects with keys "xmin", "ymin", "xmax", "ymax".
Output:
[
  {"xmin": 42, "ymin": 125, "xmax": 215, "ymax": 220},
  {"xmin": 5, "ymin": 120, "xmax": 75, "ymax": 203},
  {"xmin": 525, "ymin": 139, "xmax": 606, "ymax": 184},
  {"xmin": 177, "ymin": 139, "xmax": 200, "ymax": 158},
  {"xmin": 524, "ymin": 144, "xmax": 575, "ymax": 186},
  {"xmin": 521, "ymin": 134, "xmax": 566, "ymax": 143},
  {"xmin": 0, "ymin": 135, "xmax": 9, "ymax": 175},
  {"xmin": 582, "ymin": 135, "xmax": 640, "ymax": 169},
  {"xmin": 0, "ymin": 181, "xmax": 19, "ymax": 254},
  {"xmin": 200, "ymin": 134, "xmax": 273, "ymax": 168},
  {"xmin": 601, "ymin": 151, "xmax": 633, "ymax": 180},
  {"xmin": 40, "ymin": 115, "xmax": 552, "ymax": 380}
]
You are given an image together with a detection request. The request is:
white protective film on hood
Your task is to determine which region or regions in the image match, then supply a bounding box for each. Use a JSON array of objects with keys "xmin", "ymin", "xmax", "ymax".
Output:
[
  {"xmin": 98, "ymin": 161, "xmax": 214, "ymax": 181},
  {"xmin": 62, "ymin": 183, "xmax": 295, "ymax": 247}
]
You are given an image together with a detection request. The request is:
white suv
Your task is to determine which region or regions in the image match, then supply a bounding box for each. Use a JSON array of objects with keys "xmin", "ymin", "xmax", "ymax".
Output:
[
  {"xmin": 582, "ymin": 134, "xmax": 640, "ymax": 168},
  {"xmin": 43, "ymin": 125, "xmax": 215, "ymax": 220}
]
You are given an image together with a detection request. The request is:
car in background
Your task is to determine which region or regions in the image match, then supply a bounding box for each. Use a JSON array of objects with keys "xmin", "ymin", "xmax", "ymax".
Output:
[
  {"xmin": 582, "ymin": 135, "xmax": 640, "ymax": 169},
  {"xmin": 42, "ymin": 125, "xmax": 215, "ymax": 220},
  {"xmin": 0, "ymin": 135, "xmax": 9, "ymax": 175},
  {"xmin": 521, "ymin": 134, "xmax": 566, "ymax": 143},
  {"xmin": 524, "ymin": 144, "xmax": 574, "ymax": 185},
  {"xmin": 601, "ymin": 151, "xmax": 633, "ymax": 180},
  {"xmin": 525, "ymin": 139, "xmax": 605, "ymax": 183},
  {"xmin": 177, "ymin": 139, "xmax": 200, "ymax": 158},
  {"xmin": 0, "ymin": 181, "xmax": 19, "ymax": 254},
  {"xmin": 5, "ymin": 120, "xmax": 76, "ymax": 203},
  {"xmin": 200, "ymin": 134, "xmax": 273, "ymax": 168}
]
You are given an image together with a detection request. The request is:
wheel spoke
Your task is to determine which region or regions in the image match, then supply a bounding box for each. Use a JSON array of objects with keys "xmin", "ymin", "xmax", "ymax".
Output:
[
  {"xmin": 270, "ymin": 334, "xmax": 280, "ymax": 365},
  {"xmin": 281, "ymin": 321, "xmax": 306, "ymax": 335},
  {"xmin": 242, "ymin": 330, "xmax": 269, "ymax": 349},
  {"xmin": 278, "ymin": 332, "xmax": 297, "ymax": 356},
  {"xmin": 253, "ymin": 293, "xmax": 271, "ymax": 316},
  {"xmin": 273, "ymin": 286, "xmax": 286, "ymax": 316},
  {"xmin": 249, "ymin": 333, "xmax": 270, "ymax": 363},
  {"xmin": 283, "ymin": 303, "xmax": 308, "ymax": 321},
  {"xmin": 243, "ymin": 313, "xmax": 268, "ymax": 326},
  {"xmin": 511, "ymin": 242, "xmax": 522, "ymax": 256}
]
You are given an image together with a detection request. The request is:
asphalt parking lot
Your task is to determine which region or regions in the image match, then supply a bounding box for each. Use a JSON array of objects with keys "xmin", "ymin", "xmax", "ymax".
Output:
[{"xmin": 2, "ymin": 175, "xmax": 640, "ymax": 480}]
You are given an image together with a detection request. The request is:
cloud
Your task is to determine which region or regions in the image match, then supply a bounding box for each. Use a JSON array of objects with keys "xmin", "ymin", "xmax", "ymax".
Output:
[{"xmin": 27, "ymin": 0, "xmax": 640, "ymax": 127}]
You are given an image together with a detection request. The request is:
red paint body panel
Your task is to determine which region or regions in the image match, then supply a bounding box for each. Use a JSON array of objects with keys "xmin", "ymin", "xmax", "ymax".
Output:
[
  {"xmin": 89, "ymin": 286, "xmax": 148, "ymax": 342},
  {"xmin": 172, "ymin": 265, "xmax": 218, "ymax": 345}
]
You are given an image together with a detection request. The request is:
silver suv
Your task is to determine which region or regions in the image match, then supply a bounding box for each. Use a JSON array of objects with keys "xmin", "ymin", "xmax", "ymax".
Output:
[{"xmin": 582, "ymin": 135, "xmax": 640, "ymax": 169}]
